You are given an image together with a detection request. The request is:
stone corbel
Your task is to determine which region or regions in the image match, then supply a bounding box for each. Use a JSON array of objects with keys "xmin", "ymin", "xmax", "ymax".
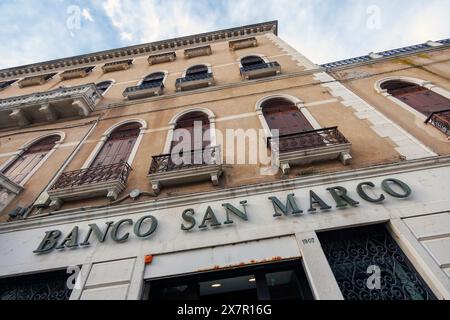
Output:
[
  {"xmin": 72, "ymin": 99, "xmax": 90, "ymax": 117},
  {"xmin": 10, "ymin": 109, "xmax": 30, "ymax": 127},
  {"xmin": 210, "ymin": 173, "xmax": 219, "ymax": 186},
  {"xmin": 151, "ymin": 181, "xmax": 161, "ymax": 195},
  {"xmin": 339, "ymin": 151, "xmax": 352, "ymax": 165},
  {"xmin": 39, "ymin": 103, "xmax": 57, "ymax": 122},
  {"xmin": 49, "ymin": 198, "xmax": 63, "ymax": 211},
  {"xmin": 280, "ymin": 162, "xmax": 290, "ymax": 175}
]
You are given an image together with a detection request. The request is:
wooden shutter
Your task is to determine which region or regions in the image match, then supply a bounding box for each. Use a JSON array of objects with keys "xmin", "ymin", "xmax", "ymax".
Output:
[
  {"xmin": 171, "ymin": 112, "xmax": 210, "ymax": 151},
  {"xmin": 3, "ymin": 135, "xmax": 59, "ymax": 184},
  {"xmin": 91, "ymin": 124, "xmax": 140, "ymax": 167},
  {"xmin": 383, "ymin": 81, "xmax": 450, "ymax": 116},
  {"xmin": 262, "ymin": 99, "xmax": 314, "ymax": 135}
]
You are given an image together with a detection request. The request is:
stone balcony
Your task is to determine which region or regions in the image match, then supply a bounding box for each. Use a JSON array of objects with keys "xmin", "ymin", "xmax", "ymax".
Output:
[
  {"xmin": 148, "ymin": 146, "xmax": 223, "ymax": 194},
  {"xmin": 102, "ymin": 59, "xmax": 133, "ymax": 73},
  {"xmin": 18, "ymin": 73, "xmax": 56, "ymax": 88},
  {"xmin": 240, "ymin": 61, "xmax": 281, "ymax": 80},
  {"xmin": 425, "ymin": 109, "xmax": 450, "ymax": 138},
  {"xmin": 59, "ymin": 66, "xmax": 94, "ymax": 80},
  {"xmin": 123, "ymin": 82, "xmax": 164, "ymax": 100},
  {"xmin": 0, "ymin": 173, "xmax": 23, "ymax": 214},
  {"xmin": 148, "ymin": 51, "xmax": 177, "ymax": 65},
  {"xmin": 175, "ymin": 72, "xmax": 214, "ymax": 91},
  {"xmin": 184, "ymin": 45, "xmax": 212, "ymax": 58},
  {"xmin": 268, "ymin": 127, "xmax": 352, "ymax": 174},
  {"xmin": 47, "ymin": 162, "xmax": 132, "ymax": 210},
  {"xmin": 229, "ymin": 37, "xmax": 258, "ymax": 51},
  {"xmin": 0, "ymin": 83, "xmax": 102, "ymax": 128}
]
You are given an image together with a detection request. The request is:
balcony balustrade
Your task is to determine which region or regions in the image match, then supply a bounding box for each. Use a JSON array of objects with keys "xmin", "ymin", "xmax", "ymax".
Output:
[
  {"xmin": 425, "ymin": 109, "xmax": 450, "ymax": 138},
  {"xmin": 268, "ymin": 127, "xmax": 352, "ymax": 174},
  {"xmin": 147, "ymin": 51, "xmax": 176, "ymax": 65},
  {"xmin": 184, "ymin": 45, "xmax": 212, "ymax": 58},
  {"xmin": 240, "ymin": 61, "xmax": 281, "ymax": 80},
  {"xmin": 59, "ymin": 66, "xmax": 94, "ymax": 80},
  {"xmin": 175, "ymin": 72, "xmax": 214, "ymax": 91},
  {"xmin": 102, "ymin": 59, "xmax": 133, "ymax": 73},
  {"xmin": 0, "ymin": 83, "xmax": 102, "ymax": 128},
  {"xmin": 18, "ymin": 73, "xmax": 56, "ymax": 88},
  {"xmin": 123, "ymin": 81, "xmax": 164, "ymax": 99},
  {"xmin": 148, "ymin": 146, "xmax": 222, "ymax": 194},
  {"xmin": 48, "ymin": 162, "xmax": 132, "ymax": 209},
  {"xmin": 229, "ymin": 37, "xmax": 258, "ymax": 51}
]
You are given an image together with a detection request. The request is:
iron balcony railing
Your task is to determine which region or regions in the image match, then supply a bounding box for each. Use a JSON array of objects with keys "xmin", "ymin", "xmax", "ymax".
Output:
[
  {"xmin": 149, "ymin": 146, "xmax": 221, "ymax": 174},
  {"xmin": 175, "ymin": 72, "xmax": 213, "ymax": 85},
  {"xmin": 240, "ymin": 61, "xmax": 280, "ymax": 74},
  {"xmin": 425, "ymin": 109, "xmax": 450, "ymax": 135},
  {"xmin": 123, "ymin": 81, "xmax": 164, "ymax": 94},
  {"xmin": 267, "ymin": 127, "xmax": 349, "ymax": 153},
  {"xmin": 50, "ymin": 162, "xmax": 132, "ymax": 190}
]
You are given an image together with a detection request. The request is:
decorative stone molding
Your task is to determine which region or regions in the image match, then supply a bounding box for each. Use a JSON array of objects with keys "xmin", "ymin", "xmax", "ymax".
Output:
[
  {"xmin": 229, "ymin": 37, "xmax": 258, "ymax": 51},
  {"xmin": 18, "ymin": 73, "xmax": 56, "ymax": 88},
  {"xmin": 0, "ymin": 173, "xmax": 23, "ymax": 214},
  {"xmin": 102, "ymin": 59, "xmax": 133, "ymax": 73},
  {"xmin": 59, "ymin": 66, "xmax": 94, "ymax": 80},
  {"xmin": 0, "ymin": 21, "xmax": 278, "ymax": 80},
  {"xmin": 184, "ymin": 45, "xmax": 212, "ymax": 58},
  {"xmin": 0, "ymin": 83, "xmax": 102, "ymax": 128},
  {"xmin": 147, "ymin": 52, "xmax": 176, "ymax": 65}
]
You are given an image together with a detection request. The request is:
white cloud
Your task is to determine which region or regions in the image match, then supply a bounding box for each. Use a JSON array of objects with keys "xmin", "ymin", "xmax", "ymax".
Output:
[{"xmin": 82, "ymin": 8, "xmax": 95, "ymax": 22}]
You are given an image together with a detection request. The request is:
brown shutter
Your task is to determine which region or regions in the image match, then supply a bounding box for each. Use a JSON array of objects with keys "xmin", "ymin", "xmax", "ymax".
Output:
[
  {"xmin": 262, "ymin": 98, "xmax": 314, "ymax": 135},
  {"xmin": 171, "ymin": 112, "xmax": 210, "ymax": 151},
  {"xmin": 2, "ymin": 135, "xmax": 59, "ymax": 184},
  {"xmin": 383, "ymin": 81, "xmax": 450, "ymax": 116},
  {"xmin": 91, "ymin": 124, "xmax": 140, "ymax": 167}
]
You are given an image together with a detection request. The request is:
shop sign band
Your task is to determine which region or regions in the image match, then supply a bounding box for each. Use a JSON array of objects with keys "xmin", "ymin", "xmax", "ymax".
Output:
[{"xmin": 33, "ymin": 178, "xmax": 411, "ymax": 254}]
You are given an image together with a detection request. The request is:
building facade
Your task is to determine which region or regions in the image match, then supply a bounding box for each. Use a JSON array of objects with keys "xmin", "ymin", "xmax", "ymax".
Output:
[{"xmin": 0, "ymin": 21, "xmax": 449, "ymax": 300}]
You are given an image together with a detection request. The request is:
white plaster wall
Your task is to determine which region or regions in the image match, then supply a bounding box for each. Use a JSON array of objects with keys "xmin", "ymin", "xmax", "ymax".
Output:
[{"xmin": 1, "ymin": 161, "xmax": 450, "ymax": 299}]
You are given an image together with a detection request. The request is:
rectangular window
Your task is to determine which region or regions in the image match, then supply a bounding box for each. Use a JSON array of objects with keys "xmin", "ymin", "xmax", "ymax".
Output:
[
  {"xmin": 318, "ymin": 224, "xmax": 436, "ymax": 300},
  {"xmin": 145, "ymin": 260, "xmax": 313, "ymax": 300}
]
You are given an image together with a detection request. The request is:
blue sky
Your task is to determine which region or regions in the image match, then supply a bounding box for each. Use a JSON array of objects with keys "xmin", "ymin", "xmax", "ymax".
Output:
[{"xmin": 0, "ymin": 0, "xmax": 449, "ymax": 69}]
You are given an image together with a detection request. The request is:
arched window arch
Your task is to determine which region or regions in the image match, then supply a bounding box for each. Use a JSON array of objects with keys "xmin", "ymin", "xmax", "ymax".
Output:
[
  {"xmin": 375, "ymin": 77, "xmax": 450, "ymax": 121},
  {"xmin": 256, "ymin": 95, "xmax": 321, "ymax": 138},
  {"xmin": 240, "ymin": 55, "xmax": 266, "ymax": 68},
  {"xmin": 1, "ymin": 134, "xmax": 61, "ymax": 185},
  {"xmin": 140, "ymin": 72, "xmax": 166, "ymax": 87},
  {"xmin": 82, "ymin": 120, "xmax": 146, "ymax": 169},
  {"xmin": 380, "ymin": 79, "xmax": 450, "ymax": 118},
  {"xmin": 96, "ymin": 80, "xmax": 114, "ymax": 95},
  {"xmin": 163, "ymin": 108, "xmax": 216, "ymax": 154},
  {"xmin": 183, "ymin": 64, "xmax": 210, "ymax": 78}
]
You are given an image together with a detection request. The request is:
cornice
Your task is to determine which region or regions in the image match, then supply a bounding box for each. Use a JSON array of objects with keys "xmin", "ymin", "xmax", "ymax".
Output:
[
  {"xmin": 0, "ymin": 21, "xmax": 278, "ymax": 81},
  {"xmin": 321, "ymin": 38, "xmax": 450, "ymax": 71},
  {"xmin": 1, "ymin": 155, "xmax": 449, "ymax": 234}
]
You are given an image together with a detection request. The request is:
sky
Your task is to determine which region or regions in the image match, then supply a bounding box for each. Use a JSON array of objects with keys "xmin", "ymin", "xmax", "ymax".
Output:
[{"xmin": 0, "ymin": 0, "xmax": 449, "ymax": 70}]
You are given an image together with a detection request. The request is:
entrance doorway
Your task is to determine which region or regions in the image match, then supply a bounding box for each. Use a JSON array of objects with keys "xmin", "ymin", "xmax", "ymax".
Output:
[{"xmin": 145, "ymin": 260, "xmax": 313, "ymax": 300}]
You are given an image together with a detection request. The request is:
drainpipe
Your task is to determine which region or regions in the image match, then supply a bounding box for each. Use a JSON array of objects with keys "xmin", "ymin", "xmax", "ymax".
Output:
[{"xmin": 22, "ymin": 113, "xmax": 103, "ymax": 219}]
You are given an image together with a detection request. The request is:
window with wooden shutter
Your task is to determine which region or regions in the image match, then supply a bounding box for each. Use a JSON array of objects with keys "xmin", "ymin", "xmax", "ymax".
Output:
[
  {"xmin": 91, "ymin": 123, "xmax": 141, "ymax": 167},
  {"xmin": 2, "ymin": 135, "xmax": 60, "ymax": 185},
  {"xmin": 381, "ymin": 80, "xmax": 450, "ymax": 116}
]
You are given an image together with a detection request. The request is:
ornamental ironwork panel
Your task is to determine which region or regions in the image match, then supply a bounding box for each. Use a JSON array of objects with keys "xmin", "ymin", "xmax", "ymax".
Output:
[
  {"xmin": 318, "ymin": 224, "xmax": 436, "ymax": 300},
  {"xmin": 425, "ymin": 109, "xmax": 450, "ymax": 135},
  {"xmin": 268, "ymin": 127, "xmax": 349, "ymax": 153},
  {"xmin": 49, "ymin": 162, "xmax": 132, "ymax": 190},
  {"xmin": 149, "ymin": 146, "xmax": 220, "ymax": 174},
  {"xmin": 0, "ymin": 270, "xmax": 72, "ymax": 300}
]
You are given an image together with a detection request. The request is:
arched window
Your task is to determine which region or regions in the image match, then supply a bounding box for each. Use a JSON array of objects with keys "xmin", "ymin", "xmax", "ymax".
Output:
[
  {"xmin": 381, "ymin": 80, "xmax": 450, "ymax": 117},
  {"xmin": 96, "ymin": 80, "xmax": 113, "ymax": 95},
  {"xmin": 261, "ymin": 98, "xmax": 314, "ymax": 136},
  {"xmin": 2, "ymin": 135, "xmax": 60, "ymax": 185},
  {"xmin": 91, "ymin": 123, "xmax": 141, "ymax": 167},
  {"xmin": 172, "ymin": 111, "xmax": 211, "ymax": 152},
  {"xmin": 185, "ymin": 65, "xmax": 209, "ymax": 78},
  {"xmin": 141, "ymin": 72, "xmax": 165, "ymax": 87},
  {"xmin": 241, "ymin": 55, "xmax": 265, "ymax": 68}
]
